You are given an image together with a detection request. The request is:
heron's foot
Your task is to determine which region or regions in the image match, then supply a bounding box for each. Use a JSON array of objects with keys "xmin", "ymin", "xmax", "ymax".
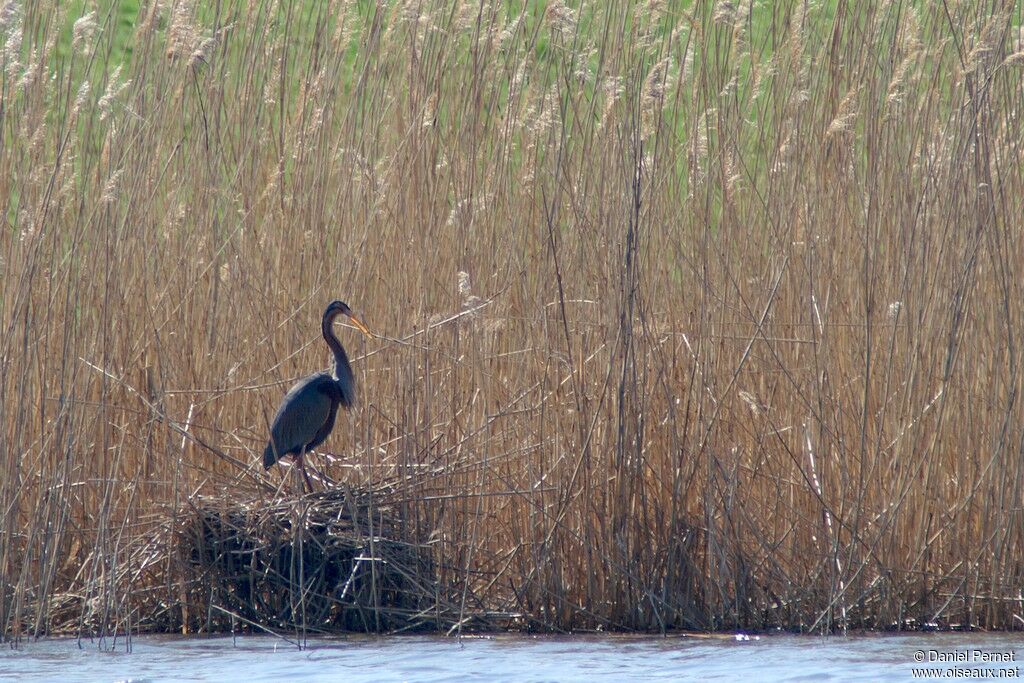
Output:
[
  {"xmin": 299, "ymin": 465, "xmax": 315, "ymax": 494},
  {"xmin": 308, "ymin": 452, "xmax": 338, "ymax": 488},
  {"xmin": 286, "ymin": 453, "xmax": 315, "ymax": 494},
  {"xmin": 319, "ymin": 451, "xmax": 345, "ymax": 463},
  {"xmin": 285, "ymin": 452, "xmax": 337, "ymax": 493}
]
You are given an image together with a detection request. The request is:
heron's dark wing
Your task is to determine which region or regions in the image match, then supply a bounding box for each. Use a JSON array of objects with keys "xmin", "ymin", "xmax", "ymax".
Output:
[{"xmin": 263, "ymin": 372, "xmax": 334, "ymax": 468}]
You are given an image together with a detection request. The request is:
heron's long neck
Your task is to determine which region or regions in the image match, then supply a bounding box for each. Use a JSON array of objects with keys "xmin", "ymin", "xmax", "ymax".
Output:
[{"xmin": 322, "ymin": 315, "xmax": 351, "ymax": 380}]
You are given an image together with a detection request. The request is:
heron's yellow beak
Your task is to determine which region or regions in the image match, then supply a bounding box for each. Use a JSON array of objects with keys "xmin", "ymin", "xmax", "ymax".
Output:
[{"xmin": 347, "ymin": 314, "xmax": 372, "ymax": 337}]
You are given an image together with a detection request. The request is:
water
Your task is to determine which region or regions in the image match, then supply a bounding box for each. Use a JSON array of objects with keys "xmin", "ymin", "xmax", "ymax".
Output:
[{"xmin": 1, "ymin": 632, "xmax": 1020, "ymax": 682}]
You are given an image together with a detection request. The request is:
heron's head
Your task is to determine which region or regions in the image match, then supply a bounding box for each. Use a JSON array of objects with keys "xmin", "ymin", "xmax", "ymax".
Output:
[{"xmin": 325, "ymin": 300, "xmax": 372, "ymax": 336}]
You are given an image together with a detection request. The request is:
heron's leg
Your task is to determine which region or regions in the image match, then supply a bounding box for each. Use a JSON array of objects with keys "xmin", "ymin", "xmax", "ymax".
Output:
[{"xmin": 297, "ymin": 449, "xmax": 314, "ymax": 492}]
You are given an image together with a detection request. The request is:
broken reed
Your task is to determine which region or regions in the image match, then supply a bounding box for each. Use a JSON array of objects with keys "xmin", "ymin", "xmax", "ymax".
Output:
[{"xmin": 2, "ymin": 0, "xmax": 1023, "ymax": 639}]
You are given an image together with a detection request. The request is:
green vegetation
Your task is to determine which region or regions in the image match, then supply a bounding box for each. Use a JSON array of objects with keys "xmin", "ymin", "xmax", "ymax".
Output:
[{"xmin": 2, "ymin": 0, "xmax": 1023, "ymax": 638}]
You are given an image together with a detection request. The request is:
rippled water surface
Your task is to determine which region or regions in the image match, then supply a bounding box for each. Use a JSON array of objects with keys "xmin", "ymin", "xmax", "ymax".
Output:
[{"xmin": 1, "ymin": 632, "xmax": 1021, "ymax": 682}]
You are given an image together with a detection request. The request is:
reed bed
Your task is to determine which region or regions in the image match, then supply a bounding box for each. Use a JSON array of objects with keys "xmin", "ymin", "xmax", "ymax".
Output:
[
  {"xmin": 2, "ymin": 0, "xmax": 1023, "ymax": 639},
  {"xmin": 176, "ymin": 483, "xmax": 440, "ymax": 636}
]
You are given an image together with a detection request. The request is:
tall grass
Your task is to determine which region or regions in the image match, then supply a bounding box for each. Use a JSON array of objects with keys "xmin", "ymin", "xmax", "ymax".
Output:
[{"xmin": 2, "ymin": 0, "xmax": 1023, "ymax": 638}]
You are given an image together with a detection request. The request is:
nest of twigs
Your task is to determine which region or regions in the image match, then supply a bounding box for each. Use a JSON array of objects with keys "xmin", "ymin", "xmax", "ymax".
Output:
[{"xmin": 175, "ymin": 482, "xmax": 440, "ymax": 634}]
